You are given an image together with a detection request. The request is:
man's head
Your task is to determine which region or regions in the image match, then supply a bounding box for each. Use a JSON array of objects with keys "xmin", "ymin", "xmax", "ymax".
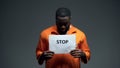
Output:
[{"xmin": 56, "ymin": 7, "xmax": 71, "ymax": 35}]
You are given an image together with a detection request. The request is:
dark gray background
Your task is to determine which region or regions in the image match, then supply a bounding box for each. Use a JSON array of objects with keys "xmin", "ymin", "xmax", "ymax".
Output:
[{"xmin": 1, "ymin": 0, "xmax": 120, "ymax": 68}]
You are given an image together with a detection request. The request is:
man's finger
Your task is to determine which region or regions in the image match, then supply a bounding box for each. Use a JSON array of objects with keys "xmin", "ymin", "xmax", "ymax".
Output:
[{"xmin": 73, "ymin": 55, "xmax": 81, "ymax": 58}]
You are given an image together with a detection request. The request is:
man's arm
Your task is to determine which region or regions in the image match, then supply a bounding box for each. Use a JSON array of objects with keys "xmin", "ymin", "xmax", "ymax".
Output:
[
  {"xmin": 70, "ymin": 34, "xmax": 91, "ymax": 63},
  {"xmin": 36, "ymin": 34, "xmax": 54, "ymax": 65},
  {"xmin": 36, "ymin": 36, "xmax": 45, "ymax": 65},
  {"xmin": 79, "ymin": 34, "xmax": 91, "ymax": 63}
]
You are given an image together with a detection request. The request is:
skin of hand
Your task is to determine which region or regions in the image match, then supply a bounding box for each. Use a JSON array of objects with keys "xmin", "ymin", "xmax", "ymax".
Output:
[
  {"xmin": 43, "ymin": 51, "xmax": 55, "ymax": 60},
  {"xmin": 70, "ymin": 49, "xmax": 83, "ymax": 58},
  {"xmin": 38, "ymin": 51, "xmax": 54, "ymax": 64}
]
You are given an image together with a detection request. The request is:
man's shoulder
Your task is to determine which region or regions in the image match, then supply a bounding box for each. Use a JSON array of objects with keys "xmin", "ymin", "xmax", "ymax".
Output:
[
  {"xmin": 72, "ymin": 25, "xmax": 86, "ymax": 37},
  {"xmin": 40, "ymin": 25, "xmax": 56, "ymax": 35},
  {"xmin": 72, "ymin": 25, "xmax": 85, "ymax": 34}
]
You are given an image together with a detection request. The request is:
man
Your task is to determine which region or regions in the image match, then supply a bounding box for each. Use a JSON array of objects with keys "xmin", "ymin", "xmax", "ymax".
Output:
[{"xmin": 36, "ymin": 7, "xmax": 91, "ymax": 68}]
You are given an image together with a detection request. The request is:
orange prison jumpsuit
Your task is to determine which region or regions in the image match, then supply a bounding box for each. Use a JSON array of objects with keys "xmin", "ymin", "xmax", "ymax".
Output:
[{"xmin": 36, "ymin": 25, "xmax": 91, "ymax": 68}]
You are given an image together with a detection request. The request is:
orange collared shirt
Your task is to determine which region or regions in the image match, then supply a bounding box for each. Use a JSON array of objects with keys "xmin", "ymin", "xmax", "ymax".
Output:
[{"xmin": 36, "ymin": 25, "xmax": 91, "ymax": 68}]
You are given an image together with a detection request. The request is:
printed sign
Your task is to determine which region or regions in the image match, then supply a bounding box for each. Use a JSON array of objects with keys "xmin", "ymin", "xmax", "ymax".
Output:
[{"xmin": 49, "ymin": 34, "xmax": 76, "ymax": 54}]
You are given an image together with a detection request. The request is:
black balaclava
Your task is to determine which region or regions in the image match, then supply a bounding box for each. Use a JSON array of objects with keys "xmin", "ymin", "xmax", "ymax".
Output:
[{"xmin": 56, "ymin": 7, "xmax": 71, "ymax": 34}]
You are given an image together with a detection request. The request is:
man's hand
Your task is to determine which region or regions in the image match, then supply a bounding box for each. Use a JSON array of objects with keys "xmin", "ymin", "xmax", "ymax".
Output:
[
  {"xmin": 43, "ymin": 51, "xmax": 54, "ymax": 60},
  {"xmin": 70, "ymin": 49, "xmax": 83, "ymax": 58},
  {"xmin": 38, "ymin": 51, "xmax": 54, "ymax": 65},
  {"xmin": 70, "ymin": 49, "xmax": 88, "ymax": 63}
]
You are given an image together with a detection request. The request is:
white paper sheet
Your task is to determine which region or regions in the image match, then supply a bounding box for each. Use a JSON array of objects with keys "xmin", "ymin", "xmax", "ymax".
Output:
[{"xmin": 49, "ymin": 34, "xmax": 76, "ymax": 54}]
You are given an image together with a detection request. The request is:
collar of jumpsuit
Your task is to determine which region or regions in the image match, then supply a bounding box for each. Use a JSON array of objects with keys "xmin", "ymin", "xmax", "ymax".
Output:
[{"xmin": 50, "ymin": 24, "xmax": 76, "ymax": 35}]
